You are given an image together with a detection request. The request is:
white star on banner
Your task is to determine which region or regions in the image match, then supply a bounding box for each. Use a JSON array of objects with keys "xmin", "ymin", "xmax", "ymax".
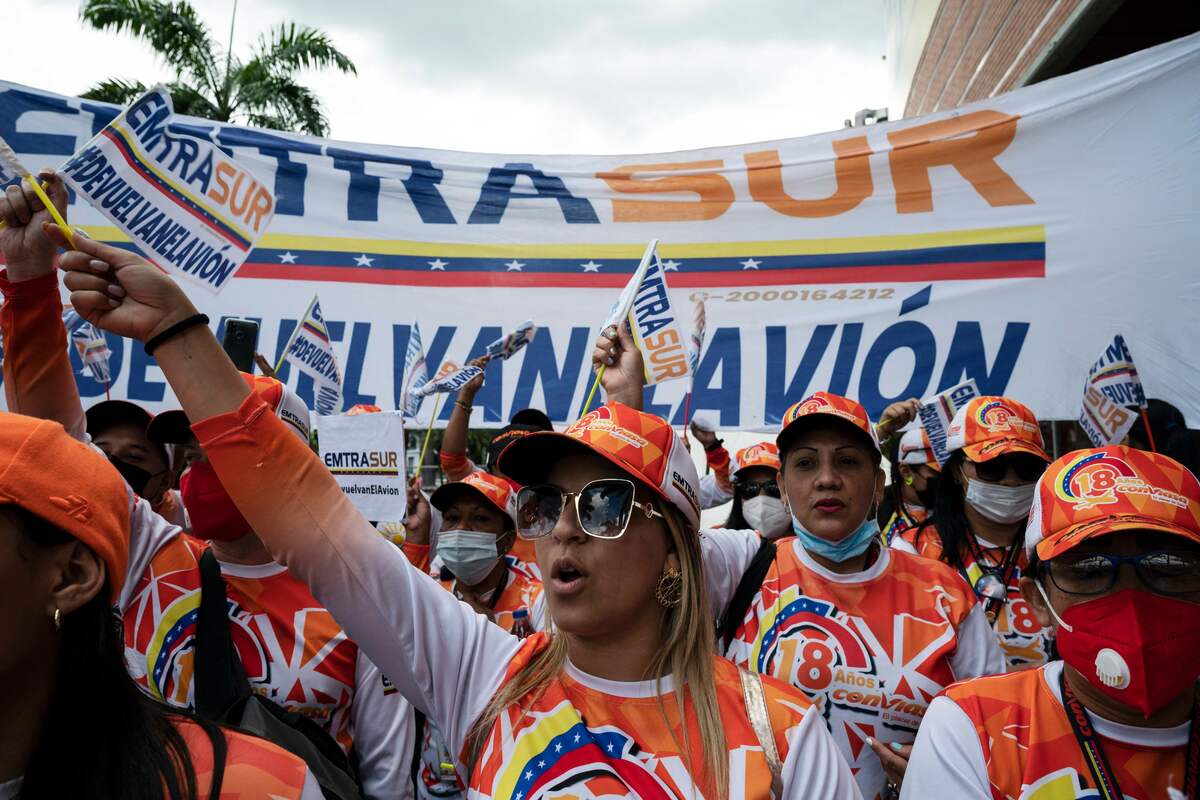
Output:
[
  {"xmin": 741, "ymin": 258, "xmax": 762, "ymax": 269},
  {"xmin": 428, "ymin": 259, "xmax": 448, "ymax": 270},
  {"xmin": 505, "ymin": 260, "xmax": 525, "ymax": 271},
  {"xmin": 354, "ymin": 254, "xmax": 374, "ymax": 267},
  {"xmin": 662, "ymin": 259, "xmax": 681, "ymax": 271},
  {"xmin": 278, "ymin": 251, "xmax": 298, "ymax": 264},
  {"xmin": 580, "ymin": 260, "xmax": 602, "ymax": 272}
]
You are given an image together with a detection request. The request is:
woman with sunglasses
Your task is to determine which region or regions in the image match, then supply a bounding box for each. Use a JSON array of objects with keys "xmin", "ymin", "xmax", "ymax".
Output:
[
  {"xmin": 892, "ymin": 397, "xmax": 1053, "ymax": 670},
  {"xmin": 592, "ymin": 333, "xmax": 1003, "ymax": 800},
  {"xmin": 51, "ymin": 230, "xmax": 860, "ymax": 799},
  {"xmin": 714, "ymin": 443, "xmax": 791, "ymax": 538},
  {"xmin": 903, "ymin": 446, "xmax": 1200, "ymax": 799},
  {"xmin": 0, "ymin": 410, "xmax": 321, "ymax": 799}
]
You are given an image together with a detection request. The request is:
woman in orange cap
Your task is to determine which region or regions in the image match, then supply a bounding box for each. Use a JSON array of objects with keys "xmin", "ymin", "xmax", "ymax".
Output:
[
  {"xmin": 48, "ymin": 230, "xmax": 860, "ymax": 799},
  {"xmin": 903, "ymin": 446, "xmax": 1200, "ymax": 799},
  {"xmin": 0, "ymin": 410, "xmax": 320, "ymax": 799},
  {"xmin": 892, "ymin": 397, "xmax": 1052, "ymax": 670},
  {"xmin": 594, "ymin": 327, "xmax": 1004, "ymax": 800}
]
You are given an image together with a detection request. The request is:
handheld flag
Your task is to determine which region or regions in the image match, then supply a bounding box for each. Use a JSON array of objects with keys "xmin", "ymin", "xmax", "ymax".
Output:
[
  {"xmin": 0, "ymin": 136, "xmax": 75, "ymax": 246},
  {"xmin": 688, "ymin": 298, "xmax": 706, "ymax": 373},
  {"xmin": 484, "ymin": 320, "xmax": 537, "ymax": 361},
  {"xmin": 400, "ymin": 322, "xmax": 430, "ymax": 418},
  {"xmin": 620, "ymin": 245, "xmax": 692, "ymax": 386},
  {"xmin": 918, "ymin": 379, "xmax": 981, "ymax": 465},
  {"xmin": 281, "ymin": 295, "xmax": 343, "ymax": 416},
  {"xmin": 413, "ymin": 362, "xmax": 483, "ymax": 399},
  {"xmin": 71, "ymin": 322, "xmax": 113, "ymax": 384},
  {"xmin": 58, "ymin": 86, "xmax": 275, "ymax": 293},
  {"xmin": 1079, "ymin": 333, "xmax": 1145, "ymax": 447}
]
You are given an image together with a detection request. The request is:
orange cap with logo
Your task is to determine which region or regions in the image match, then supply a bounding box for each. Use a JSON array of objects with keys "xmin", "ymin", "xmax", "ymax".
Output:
[
  {"xmin": 1026, "ymin": 445, "xmax": 1200, "ymax": 561},
  {"xmin": 777, "ymin": 391, "xmax": 881, "ymax": 456},
  {"xmin": 898, "ymin": 427, "xmax": 941, "ymax": 472},
  {"xmin": 945, "ymin": 395, "xmax": 1049, "ymax": 463},
  {"xmin": 430, "ymin": 471, "xmax": 518, "ymax": 524},
  {"xmin": 0, "ymin": 412, "xmax": 131, "ymax": 602},
  {"xmin": 497, "ymin": 402, "xmax": 701, "ymax": 530},
  {"xmin": 733, "ymin": 442, "xmax": 781, "ymax": 477}
]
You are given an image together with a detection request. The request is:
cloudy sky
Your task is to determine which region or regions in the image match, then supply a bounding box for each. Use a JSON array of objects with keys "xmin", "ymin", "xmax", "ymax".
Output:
[{"xmin": 8, "ymin": 0, "xmax": 889, "ymax": 153}]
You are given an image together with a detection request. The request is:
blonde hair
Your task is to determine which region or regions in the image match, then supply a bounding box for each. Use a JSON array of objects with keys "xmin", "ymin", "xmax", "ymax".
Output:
[{"xmin": 466, "ymin": 505, "xmax": 729, "ymax": 800}]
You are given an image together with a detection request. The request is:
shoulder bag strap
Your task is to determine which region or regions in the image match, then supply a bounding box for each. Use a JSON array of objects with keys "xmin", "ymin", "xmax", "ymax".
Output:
[
  {"xmin": 718, "ymin": 539, "xmax": 777, "ymax": 651},
  {"xmin": 195, "ymin": 547, "xmax": 252, "ymax": 717}
]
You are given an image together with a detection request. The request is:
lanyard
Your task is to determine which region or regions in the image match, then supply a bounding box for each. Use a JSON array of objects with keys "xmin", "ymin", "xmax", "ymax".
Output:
[
  {"xmin": 1060, "ymin": 669, "xmax": 1200, "ymax": 800},
  {"xmin": 960, "ymin": 535, "xmax": 1021, "ymax": 627}
]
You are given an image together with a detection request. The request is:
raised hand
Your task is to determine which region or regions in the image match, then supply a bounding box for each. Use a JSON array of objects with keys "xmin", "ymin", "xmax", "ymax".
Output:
[
  {"xmin": 875, "ymin": 397, "xmax": 923, "ymax": 441},
  {"xmin": 0, "ymin": 171, "xmax": 69, "ymax": 279},
  {"xmin": 404, "ymin": 478, "xmax": 432, "ymax": 546},
  {"xmin": 44, "ymin": 222, "xmax": 199, "ymax": 343},
  {"xmin": 591, "ymin": 321, "xmax": 645, "ymax": 409}
]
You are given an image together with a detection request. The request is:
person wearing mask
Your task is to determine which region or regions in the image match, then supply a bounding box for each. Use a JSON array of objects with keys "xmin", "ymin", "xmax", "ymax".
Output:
[
  {"xmin": 715, "ymin": 443, "xmax": 792, "ymax": 539},
  {"xmin": 879, "ymin": 427, "xmax": 939, "ymax": 545},
  {"xmin": 52, "ymin": 228, "xmax": 862, "ymax": 799},
  {"xmin": 148, "ymin": 409, "xmax": 206, "ymax": 491},
  {"xmin": 403, "ymin": 471, "xmax": 544, "ymax": 799},
  {"xmin": 903, "ymin": 445, "xmax": 1200, "ymax": 799},
  {"xmin": 593, "ymin": 326, "xmax": 1004, "ymax": 800},
  {"xmin": 0, "ymin": 410, "xmax": 322, "ymax": 799},
  {"xmin": 0, "ymin": 179, "xmax": 414, "ymax": 799},
  {"xmin": 438, "ymin": 363, "xmax": 552, "ymax": 581},
  {"xmin": 892, "ymin": 397, "xmax": 1052, "ymax": 670}
]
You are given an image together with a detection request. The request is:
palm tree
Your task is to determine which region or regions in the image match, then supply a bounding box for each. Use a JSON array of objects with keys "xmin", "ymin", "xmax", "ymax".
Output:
[{"xmin": 78, "ymin": 0, "xmax": 356, "ymax": 136}]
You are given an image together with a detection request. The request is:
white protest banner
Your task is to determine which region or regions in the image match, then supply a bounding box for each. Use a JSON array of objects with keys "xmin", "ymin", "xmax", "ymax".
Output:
[
  {"xmin": 920, "ymin": 379, "xmax": 981, "ymax": 465},
  {"xmin": 414, "ymin": 364, "xmax": 484, "ymax": 398},
  {"xmin": 1078, "ymin": 333, "xmax": 1144, "ymax": 446},
  {"xmin": 619, "ymin": 245, "xmax": 692, "ymax": 385},
  {"xmin": 484, "ymin": 320, "xmax": 537, "ymax": 361},
  {"xmin": 57, "ymin": 86, "xmax": 274, "ymax": 293},
  {"xmin": 318, "ymin": 411, "xmax": 407, "ymax": 520},
  {"xmin": 400, "ymin": 321, "xmax": 430, "ymax": 419},
  {"xmin": 4, "ymin": 35, "xmax": 1199, "ymax": 426},
  {"xmin": 280, "ymin": 295, "xmax": 343, "ymax": 415}
]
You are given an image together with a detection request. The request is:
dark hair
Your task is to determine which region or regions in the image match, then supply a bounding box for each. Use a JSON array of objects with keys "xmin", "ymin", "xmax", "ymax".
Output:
[
  {"xmin": 509, "ymin": 407, "xmax": 553, "ymax": 432},
  {"xmin": 721, "ymin": 492, "xmax": 749, "ymax": 530},
  {"xmin": 882, "ymin": 436, "xmax": 905, "ymax": 528},
  {"xmin": 10, "ymin": 506, "xmax": 227, "ymax": 800},
  {"xmin": 1129, "ymin": 399, "xmax": 1200, "ymax": 476},
  {"xmin": 919, "ymin": 451, "xmax": 974, "ymax": 572}
]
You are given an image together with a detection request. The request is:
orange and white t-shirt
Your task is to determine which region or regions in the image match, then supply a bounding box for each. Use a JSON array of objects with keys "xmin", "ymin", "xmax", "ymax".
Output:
[
  {"xmin": 704, "ymin": 531, "xmax": 1004, "ymax": 800},
  {"xmin": 903, "ymin": 661, "xmax": 1192, "ymax": 799},
  {"xmin": 0, "ymin": 718, "xmax": 323, "ymax": 800},
  {"xmin": 193, "ymin": 393, "xmax": 862, "ymax": 799},
  {"xmin": 893, "ymin": 524, "xmax": 1053, "ymax": 670},
  {"xmin": 119, "ymin": 521, "xmax": 413, "ymax": 798}
]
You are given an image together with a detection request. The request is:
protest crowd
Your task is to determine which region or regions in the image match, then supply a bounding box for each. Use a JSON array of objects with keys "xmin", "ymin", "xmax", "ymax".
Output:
[{"xmin": 1, "ymin": 61, "xmax": 1199, "ymax": 800}]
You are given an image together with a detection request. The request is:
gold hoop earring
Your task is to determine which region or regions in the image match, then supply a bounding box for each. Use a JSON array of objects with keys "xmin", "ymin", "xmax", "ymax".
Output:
[
  {"xmin": 53, "ymin": 607, "xmax": 62, "ymax": 631},
  {"xmin": 655, "ymin": 567, "xmax": 683, "ymax": 608}
]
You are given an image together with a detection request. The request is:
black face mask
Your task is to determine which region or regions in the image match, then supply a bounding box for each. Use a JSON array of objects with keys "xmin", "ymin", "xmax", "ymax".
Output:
[{"xmin": 108, "ymin": 455, "xmax": 165, "ymax": 500}]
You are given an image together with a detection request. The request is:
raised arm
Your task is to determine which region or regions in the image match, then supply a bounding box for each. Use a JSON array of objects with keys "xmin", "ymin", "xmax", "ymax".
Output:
[
  {"xmin": 47, "ymin": 224, "xmax": 521, "ymax": 756},
  {"xmin": 0, "ymin": 173, "xmax": 87, "ymax": 436},
  {"xmin": 438, "ymin": 361, "xmax": 484, "ymax": 481}
]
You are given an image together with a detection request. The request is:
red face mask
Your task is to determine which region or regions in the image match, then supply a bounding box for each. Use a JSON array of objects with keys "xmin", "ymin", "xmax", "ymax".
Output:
[
  {"xmin": 1053, "ymin": 587, "xmax": 1200, "ymax": 717},
  {"xmin": 179, "ymin": 459, "xmax": 253, "ymax": 543}
]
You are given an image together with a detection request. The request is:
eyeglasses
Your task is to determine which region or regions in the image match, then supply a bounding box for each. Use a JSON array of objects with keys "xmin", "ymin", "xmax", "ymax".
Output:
[
  {"xmin": 1046, "ymin": 550, "xmax": 1200, "ymax": 596},
  {"xmin": 970, "ymin": 455, "xmax": 1046, "ymax": 483},
  {"xmin": 735, "ymin": 479, "xmax": 781, "ymax": 500},
  {"xmin": 515, "ymin": 478, "xmax": 664, "ymax": 540}
]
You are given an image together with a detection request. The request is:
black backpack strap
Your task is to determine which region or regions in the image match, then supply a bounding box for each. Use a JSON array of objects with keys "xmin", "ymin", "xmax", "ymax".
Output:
[
  {"xmin": 195, "ymin": 547, "xmax": 251, "ymax": 717},
  {"xmin": 718, "ymin": 539, "xmax": 777, "ymax": 652}
]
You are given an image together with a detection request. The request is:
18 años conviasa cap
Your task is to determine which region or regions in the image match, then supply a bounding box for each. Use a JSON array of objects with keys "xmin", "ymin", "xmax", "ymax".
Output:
[
  {"xmin": 732, "ymin": 442, "xmax": 782, "ymax": 477},
  {"xmin": 497, "ymin": 402, "xmax": 701, "ymax": 530},
  {"xmin": 1025, "ymin": 445, "xmax": 1200, "ymax": 561},
  {"xmin": 776, "ymin": 392, "xmax": 881, "ymax": 456},
  {"xmin": 0, "ymin": 412, "xmax": 131, "ymax": 602},
  {"xmin": 945, "ymin": 396, "xmax": 1049, "ymax": 463}
]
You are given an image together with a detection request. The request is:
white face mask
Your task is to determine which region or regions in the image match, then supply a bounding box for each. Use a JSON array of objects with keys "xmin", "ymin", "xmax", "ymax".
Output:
[
  {"xmin": 964, "ymin": 478, "xmax": 1036, "ymax": 524},
  {"xmin": 435, "ymin": 530, "xmax": 501, "ymax": 585},
  {"xmin": 741, "ymin": 495, "xmax": 792, "ymax": 539}
]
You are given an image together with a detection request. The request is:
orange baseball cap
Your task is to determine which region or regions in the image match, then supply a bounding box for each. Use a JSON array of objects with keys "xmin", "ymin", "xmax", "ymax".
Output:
[
  {"xmin": 898, "ymin": 427, "xmax": 940, "ymax": 472},
  {"xmin": 430, "ymin": 470, "xmax": 517, "ymax": 524},
  {"xmin": 777, "ymin": 391, "xmax": 881, "ymax": 456},
  {"xmin": 1026, "ymin": 445, "xmax": 1200, "ymax": 561},
  {"xmin": 945, "ymin": 396, "xmax": 1048, "ymax": 463},
  {"xmin": 0, "ymin": 412, "xmax": 131, "ymax": 602},
  {"xmin": 346, "ymin": 404, "xmax": 382, "ymax": 415},
  {"xmin": 497, "ymin": 402, "xmax": 701, "ymax": 530},
  {"xmin": 733, "ymin": 442, "xmax": 781, "ymax": 477}
]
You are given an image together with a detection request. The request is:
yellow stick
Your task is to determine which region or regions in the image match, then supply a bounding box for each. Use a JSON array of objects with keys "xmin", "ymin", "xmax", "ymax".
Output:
[
  {"xmin": 0, "ymin": 177, "xmax": 75, "ymax": 249},
  {"xmin": 580, "ymin": 364, "xmax": 605, "ymax": 420},
  {"xmin": 415, "ymin": 393, "xmax": 444, "ymax": 484}
]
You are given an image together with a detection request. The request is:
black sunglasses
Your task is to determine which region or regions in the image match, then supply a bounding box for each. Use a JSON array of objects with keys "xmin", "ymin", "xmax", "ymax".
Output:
[
  {"xmin": 735, "ymin": 479, "xmax": 781, "ymax": 500},
  {"xmin": 970, "ymin": 455, "xmax": 1046, "ymax": 483}
]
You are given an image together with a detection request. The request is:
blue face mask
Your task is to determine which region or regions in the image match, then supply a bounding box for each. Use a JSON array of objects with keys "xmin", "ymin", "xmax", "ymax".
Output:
[{"xmin": 791, "ymin": 511, "xmax": 880, "ymax": 563}]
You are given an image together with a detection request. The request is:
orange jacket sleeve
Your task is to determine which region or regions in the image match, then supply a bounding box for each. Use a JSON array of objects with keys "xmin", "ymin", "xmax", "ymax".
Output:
[
  {"xmin": 438, "ymin": 449, "xmax": 476, "ymax": 482},
  {"xmin": 0, "ymin": 270, "xmax": 87, "ymax": 438},
  {"xmin": 706, "ymin": 444, "xmax": 733, "ymax": 495}
]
